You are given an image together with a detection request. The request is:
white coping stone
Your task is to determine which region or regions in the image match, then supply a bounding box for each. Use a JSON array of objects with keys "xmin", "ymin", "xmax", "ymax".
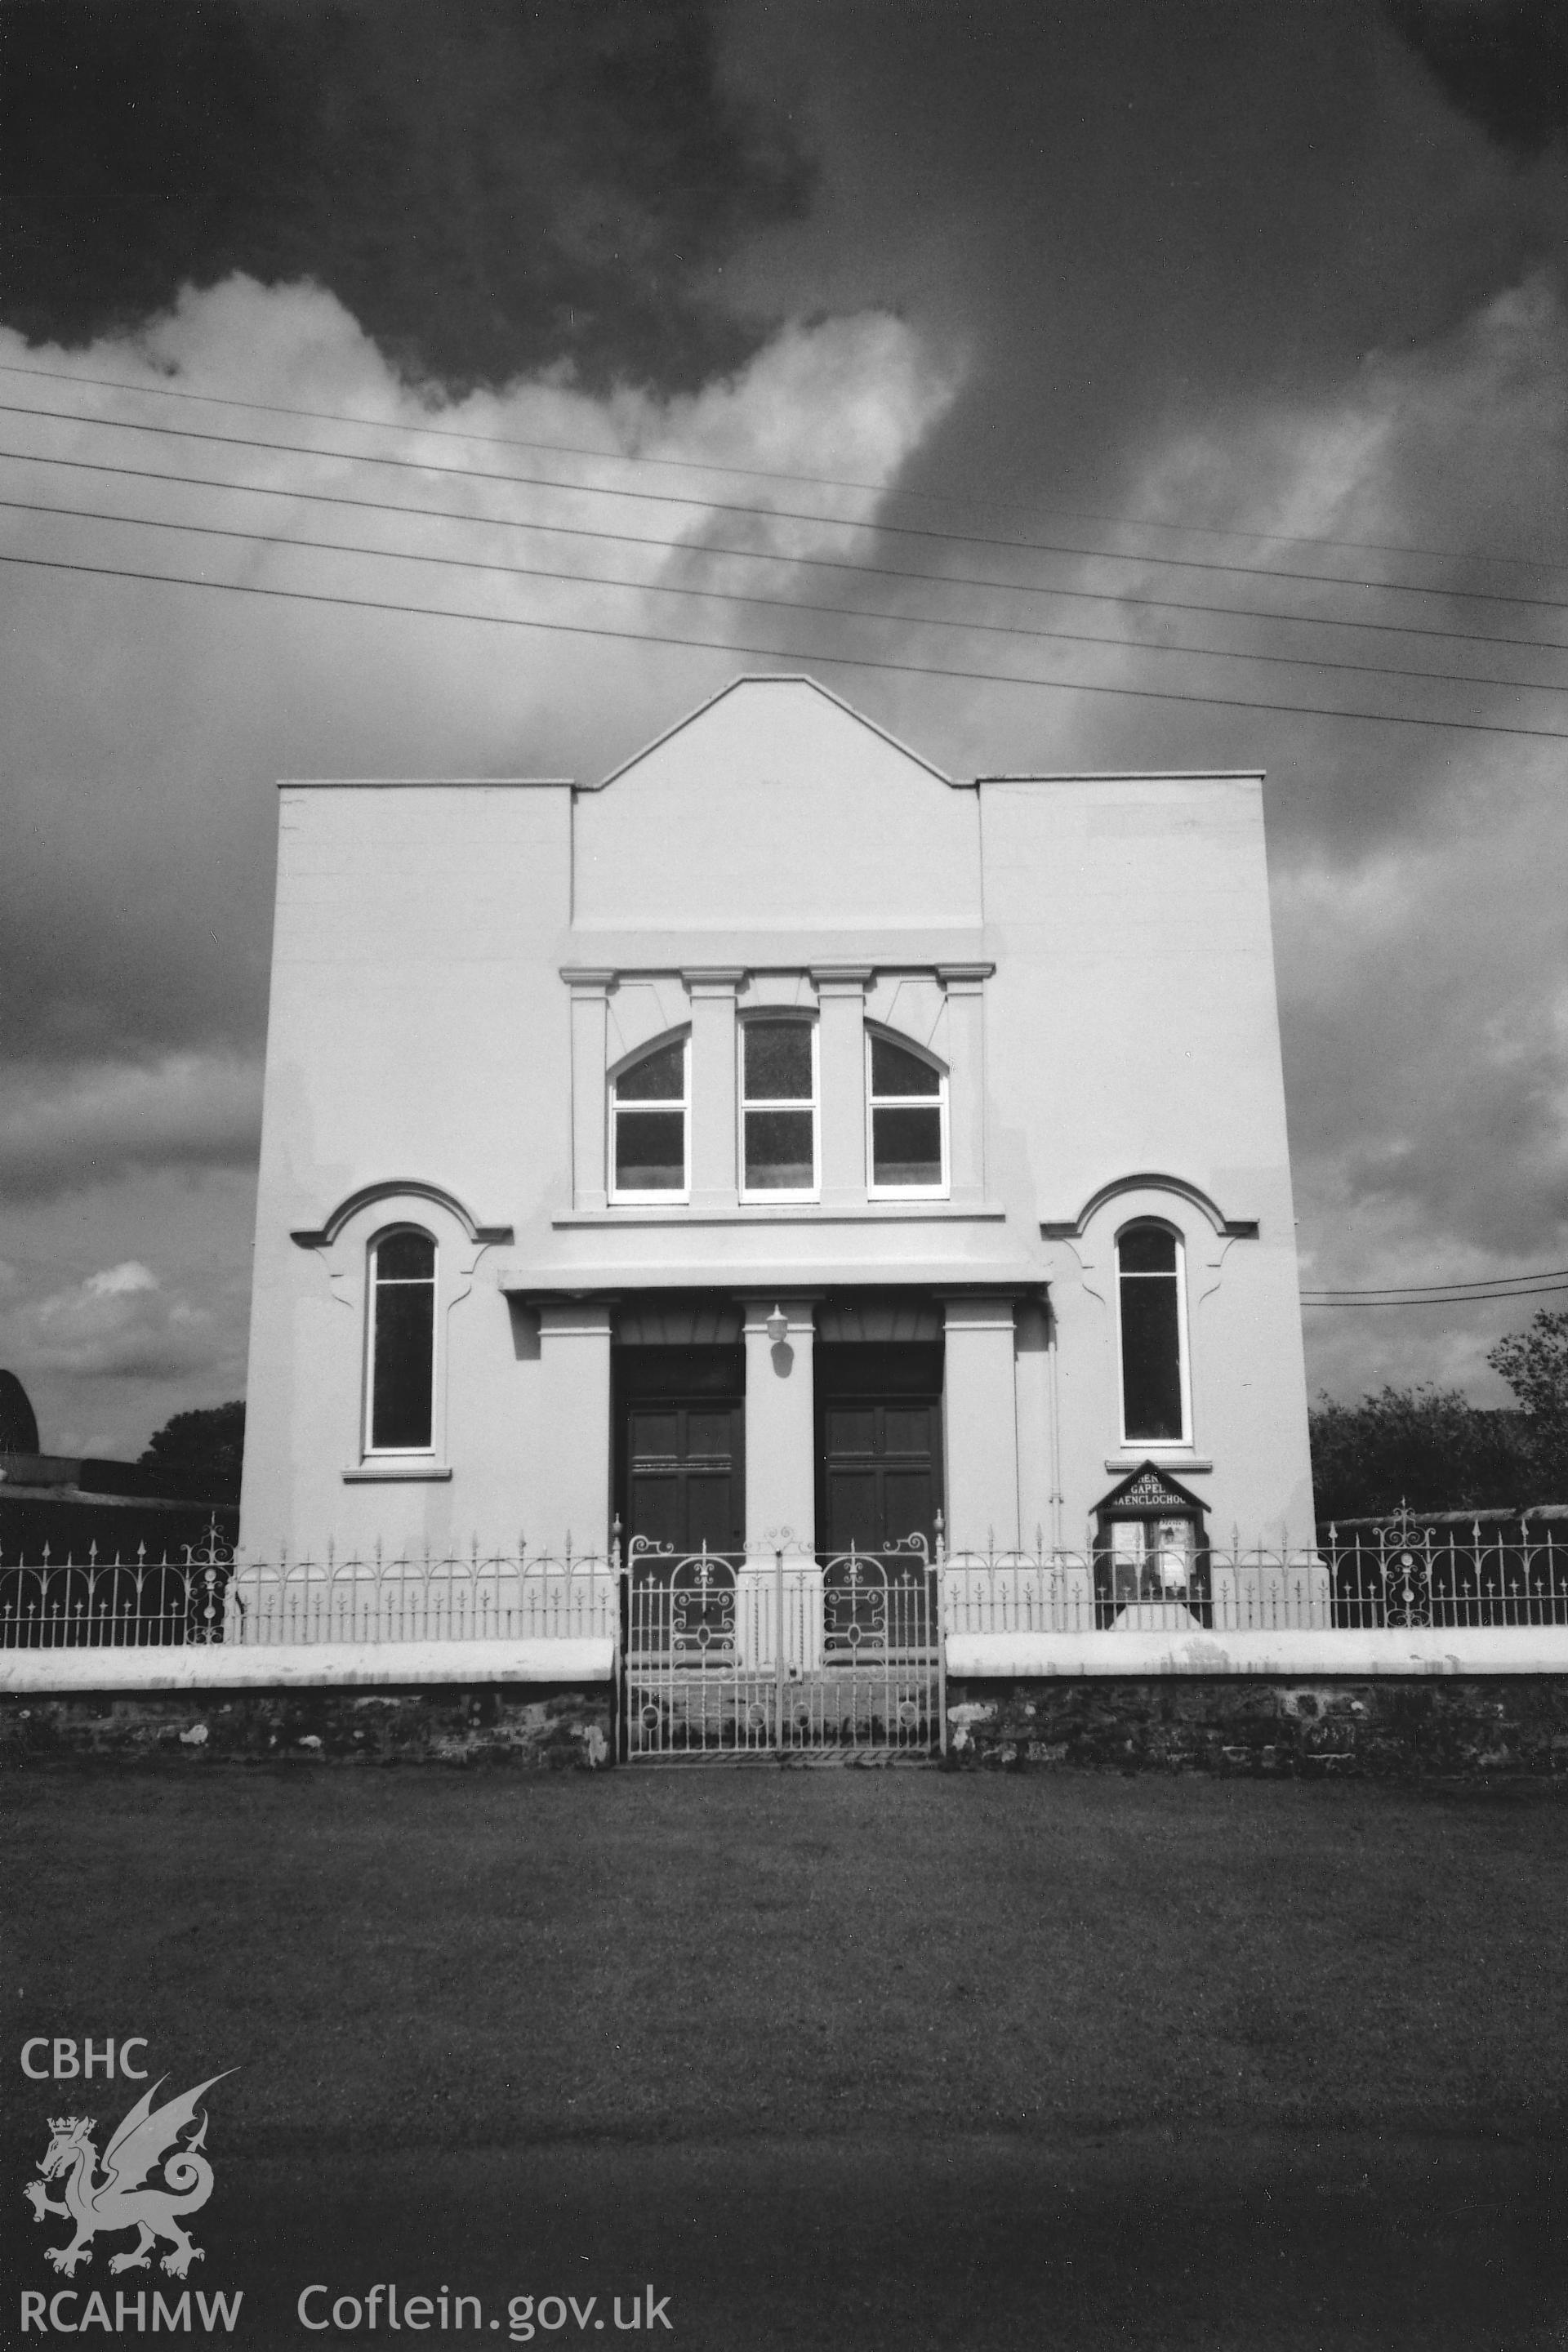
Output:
[
  {"xmin": 946, "ymin": 1628, "xmax": 1568, "ymax": 1678},
  {"xmin": 0, "ymin": 1637, "xmax": 615, "ymax": 1696}
]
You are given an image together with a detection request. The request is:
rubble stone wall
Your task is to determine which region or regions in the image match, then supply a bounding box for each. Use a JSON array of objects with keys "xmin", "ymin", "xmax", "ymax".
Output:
[{"xmin": 944, "ymin": 1677, "xmax": 1568, "ymax": 1775}]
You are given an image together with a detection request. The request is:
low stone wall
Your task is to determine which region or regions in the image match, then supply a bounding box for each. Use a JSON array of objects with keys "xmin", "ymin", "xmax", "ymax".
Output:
[
  {"xmin": 12, "ymin": 1676, "xmax": 1568, "ymax": 1778},
  {"xmin": 0, "ymin": 1682, "xmax": 613, "ymax": 1770},
  {"xmin": 944, "ymin": 1677, "xmax": 1568, "ymax": 1776}
]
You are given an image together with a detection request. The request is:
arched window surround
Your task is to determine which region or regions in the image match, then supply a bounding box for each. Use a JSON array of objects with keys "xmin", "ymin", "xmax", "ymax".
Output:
[
  {"xmin": 291, "ymin": 1185, "xmax": 503, "ymax": 1484},
  {"xmin": 864, "ymin": 1023, "xmax": 949, "ymax": 1200},
  {"xmin": 1114, "ymin": 1217, "xmax": 1192, "ymax": 1450},
  {"xmin": 363, "ymin": 1223, "xmax": 438, "ymax": 1458},
  {"xmin": 608, "ymin": 1027, "xmax": 692, "ymax": 1205}
]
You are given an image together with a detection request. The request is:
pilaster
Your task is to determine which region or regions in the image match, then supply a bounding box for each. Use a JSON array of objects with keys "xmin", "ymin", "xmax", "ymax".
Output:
[
  {"xmin": 562, "ymin": 969, "xmax": 615, "ymax": 1211},
  {"xmin": 533, "ymin": 1298, "xmax": 612, "ymax": 1554},
  {"xmin": 942, "ymin": 1294, "xmax": 1020, "ymax": 1552},
  {"xmin": 684, "ymin": 968, "xmax": 744, "ymax": 1210},
  {"xmin": 813, "ymin": 966, "xmax": 873, "ymax": 1206},
  {"xmin": 938, "ymin": 964, "xmax": 992, "ymax": 1206}
]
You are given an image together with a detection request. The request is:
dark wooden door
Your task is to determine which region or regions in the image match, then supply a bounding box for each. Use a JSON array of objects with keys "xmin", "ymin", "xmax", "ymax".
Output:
[
  {"xmin": 816, "ymin": 1343, "xmax": 943, "ymax": 1556},
  {"xmin": 616, "ymin": 1347, "xmax": 745, "ymax": 1559}
]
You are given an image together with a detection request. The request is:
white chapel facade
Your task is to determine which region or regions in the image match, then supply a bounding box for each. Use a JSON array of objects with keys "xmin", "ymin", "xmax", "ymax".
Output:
[{"xmin": 239, "ymin": 676, "xmax": 1315, "ymax": 1580}]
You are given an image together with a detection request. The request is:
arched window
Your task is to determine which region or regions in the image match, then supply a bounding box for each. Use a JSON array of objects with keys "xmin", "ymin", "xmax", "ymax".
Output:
[
  {"xmin": 611, "ymin": 1034, "xmax": 689, "ymax": 1200},
  {"xmin": 740, "ymin": 1018, "xmax": 817, "ymax": 1196},
  {"xmin": 866, "ymin": 1030, "xmax": 947, "ymax": 1195},
  {"xmin": 367, "ymin": 1228, "xmax": 436, "ymax": 1453},
  {"xmin": 1116, "ymin": 1223, "xmax": 1188, "ymax": 1444}
]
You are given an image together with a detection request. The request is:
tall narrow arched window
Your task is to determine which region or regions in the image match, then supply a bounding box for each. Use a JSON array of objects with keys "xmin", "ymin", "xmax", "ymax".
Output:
[
  {"xmin": 368, "ymin": 1229, "xmax": 436, "ymax": 1452},
  {"xmin": 1116, "ymin": 1223, "xmax": 1189, "ymax": 1444},
  {"xmin": 611, "ymin": 1035, "xmax": 689, "ymax": 1201},
  {"xmin": 866, "ymin": 1030, "xmax": 947, "ymax": 1196},
  {"xmin": 740, "ymin": 1018, "xmax": 817, "ymax": 1196}
]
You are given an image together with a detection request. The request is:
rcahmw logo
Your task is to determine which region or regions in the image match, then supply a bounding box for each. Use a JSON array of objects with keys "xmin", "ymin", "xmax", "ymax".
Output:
[{"xmin": 19, "ymin": 2056, "xmax": 242, "ymax": 2335}]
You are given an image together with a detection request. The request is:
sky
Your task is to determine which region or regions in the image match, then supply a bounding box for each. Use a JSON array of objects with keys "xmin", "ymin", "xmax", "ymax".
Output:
[{"xmin": 0, "ymin": 0, "xmax": 1566, "ymax": 1456}]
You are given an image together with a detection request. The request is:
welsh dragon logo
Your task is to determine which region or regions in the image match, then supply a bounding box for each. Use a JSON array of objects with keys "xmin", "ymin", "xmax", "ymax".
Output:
[{"xmin": 24, "ymin": 2074, "xmax": 232, "ymax": 2278}]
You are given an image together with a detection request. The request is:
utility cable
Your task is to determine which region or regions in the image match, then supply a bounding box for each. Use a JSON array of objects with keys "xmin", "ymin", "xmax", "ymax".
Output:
[
  {"xmin": 7, "ymin": 544, "xmax": 1568, "ymax": 743},
  {"xmin": 5, "ymin": 442, "xmax": 1566, "ymax": 663},
  {"xmin": 4, "ymin": 354, "xmax": 1563, "ymax": 576},
  {"xmin": 11, "ymin": 491, "xmax": 1565, "ymax": 702},
  {"xmin": 1302, "ymin": 1280, "xmax": 1568, "ymax": 1306},
  {"xmin": 1305, "ymin": 1264, "xmax": 1568, "ymax": 1297},
  {"xmin": 4, "ymin": 396, "xmax": 1566, "ymax": 613}
]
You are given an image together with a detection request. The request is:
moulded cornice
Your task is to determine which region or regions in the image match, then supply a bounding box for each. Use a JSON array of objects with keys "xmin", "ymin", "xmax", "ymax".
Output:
[
  {"xmin": 292, "ymin": 1181, "xmax": 514, "ymax": 1250},
  {"xmin": 1040, "ymin": 1174, "xmax": 1259, "ymax": 1241}
]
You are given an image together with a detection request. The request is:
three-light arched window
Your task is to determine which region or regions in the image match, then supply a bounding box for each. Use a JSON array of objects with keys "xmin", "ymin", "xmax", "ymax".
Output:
[
  {"xmin": 367, "ymin": 1228, "xmax": 436, "ymax": 1453},
  {"xmin": 866, "ymin": 1030, "xmax": 947, "ymax": 1195},
  {"xmin": 611, "ymin": 1034, "xmax": 690, "ymax": 1200},
  {"xmin": 605, "ymin": 1016, "xmax": 949, "ymax": 1202},
  {"xmin": 1116, "ymin": 1222, "xmax": 1189, "ymax": 1444}
]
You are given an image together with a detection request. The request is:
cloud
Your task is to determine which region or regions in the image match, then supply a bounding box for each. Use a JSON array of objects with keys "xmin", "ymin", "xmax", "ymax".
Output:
[
  {"xmin": 1386, "ymin": 0, "xmax": 1568, "ymax": 158},
  {"xmin": 0, "ymin": 274, "xmax": 957, "ymax": 1091},
  {"xmin": 5, "ymin": 1261, "xmax": 221, "ymax": 1383},
  {"xmin": 0, "ymin": 1055, "xmax": 263, "ymax": 1202},
  {"xmin": 0, "ymin": 0, "xmax": 809, "ymax": 393}
]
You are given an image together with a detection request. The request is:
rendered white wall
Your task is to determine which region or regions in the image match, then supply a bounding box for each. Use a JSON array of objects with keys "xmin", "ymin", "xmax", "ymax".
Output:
[{"xmin": 240, "ymin": 681, "xmax": 1315, "ymax": 1565}]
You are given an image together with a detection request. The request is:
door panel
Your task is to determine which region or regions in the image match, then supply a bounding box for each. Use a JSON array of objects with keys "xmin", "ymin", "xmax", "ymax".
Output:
[
  {"xmin": 881, "ymin": 1469, "xmax": 935, "ymax": 1544},
  {"xmin": 816, "ymin": 1343, "xmax": 943, "ymax": 1557},
  {"xmin": 883, "ymin": 1407, "xmax": 932, "ymax": 1457},
  {"xmin": 617, "ymin": 1348, "xmax": 746, "ymax": 1559},
  {"xmin": 823, "ymin": 1469, "xmax": 880, "ymax": 1552},
  {"xmin": 825, "ymin": 1404, "xmax": 877, "ymax": 1456}
]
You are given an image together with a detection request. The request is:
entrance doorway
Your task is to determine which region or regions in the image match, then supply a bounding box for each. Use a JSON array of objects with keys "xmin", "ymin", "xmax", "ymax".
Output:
[
  {"xmin": 620, "ymin": 1335, "xmax": 944, "ymax": 1761},
  {"xmin": 815, "ymin": 1342, "xmax": 945, "ymax": 1557},
  {"xmin": 614, "ymin": 1345, "xmax": 746, "ymax": 1560}
]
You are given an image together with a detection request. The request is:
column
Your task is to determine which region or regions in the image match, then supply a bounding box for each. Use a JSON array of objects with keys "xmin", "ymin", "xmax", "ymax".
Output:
[
  {"xmin": 942, "ymin": 1295, "xmax": 1020, "ymax": 1554},
  {"xmin": 684, "ymin": 968, "xmax": 743, "ymax": 1210},
  {"xmin": 937, "ymin": 964, "xmax": 993, "ymax": 1206},
  {"xmin": 562, "ymin": 969, "xmax": 615, "ymax": 1211},
  {"xmin": 813, "ymin": 965, "xmax": 872, "ymax": 1206},
  {"xmin": 533, "ymin": 1299, "xmax": 612, "ymax": 1557},
  {"xmin": 739, "ymin": 1298, "xmax": 819, "ymax": 1666}
]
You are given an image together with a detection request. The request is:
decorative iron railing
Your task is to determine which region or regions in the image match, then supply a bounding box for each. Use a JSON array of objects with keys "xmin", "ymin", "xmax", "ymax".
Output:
[
  {"xmin": 1317, "ymin": 1508, "xmax": 1568, "ymax": 1630},
  {"xmin": 0, "ymin": 1522, "xmax": 617, "ymax": 1649},
  {"xmin": 6, "ymin": 1508, "xmax": 1568, "ymax": 1652},
  {"xmin": 941, "ymin": 1510, "xmax": 1568, "ymax": 1636}
]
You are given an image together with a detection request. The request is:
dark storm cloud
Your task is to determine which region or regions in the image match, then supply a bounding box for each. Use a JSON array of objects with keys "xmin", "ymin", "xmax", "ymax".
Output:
[
  {"xmin": 727, "ymin": 0, "xmax": 1567, "ymax": 544},
  {"xmin": 1388, "ymin": 0, "xmax": 1568, "ymax": 157},
  {"xmin": 723, "ymin": 0, "xmax": 1568, "ymax": 836},
  {"xmin": 0, "ymin": 0, "xmax": 808, "ymax": 392}
]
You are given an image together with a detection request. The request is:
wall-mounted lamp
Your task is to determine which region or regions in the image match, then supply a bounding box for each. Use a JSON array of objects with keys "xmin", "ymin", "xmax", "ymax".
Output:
[{"xmin": 764, "ymin": 1304, "xmax": 789, "ymax": 1346}]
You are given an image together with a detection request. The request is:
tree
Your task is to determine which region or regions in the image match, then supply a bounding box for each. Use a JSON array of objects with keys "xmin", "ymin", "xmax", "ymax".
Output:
[
  {"xmin": 138, "ymin": 1401, "xmax": 245, "ymax": 1502},
  {"xmin": 1487, "ymin": 1311, "xmax": 1568, "ymax": 1498},
  {"xmin": 1309, "ymin": 1384, "xmax": 1534, "ymax": 1524}
]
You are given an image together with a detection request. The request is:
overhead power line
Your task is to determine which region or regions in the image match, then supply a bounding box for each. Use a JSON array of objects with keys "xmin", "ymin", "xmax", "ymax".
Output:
[
  {"xmin": 1303, "ymin": 1266, "xmax": 1568, "ymax": 1306},
  {"xmin": 6, "ymin": 395, "xmax": 1568, "ymax": 615},
  {"xmin": 13, "ymin": 490, "xmax": 1565, "ymax": 703},
  {"xmin": 4, "ymin": 355, "xmax": 1563, "ymax": 577},
  {"xmin": 7, "ymin": 544, "xmax": 1568, "ymax": 744},
  {"xmin": 1303, "ymin": 1283, "xmax": 1568, "ymax": 1306},
  {"xmin": 6, "ymin": 443, "xmax": 1566, "ymax": 666}
]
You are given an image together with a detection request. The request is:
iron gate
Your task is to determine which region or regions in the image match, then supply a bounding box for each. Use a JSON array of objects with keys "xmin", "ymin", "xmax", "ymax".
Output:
[{"xmin": 620, "ymin": 1537, "xmax": 943, "ymax": 1759}]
